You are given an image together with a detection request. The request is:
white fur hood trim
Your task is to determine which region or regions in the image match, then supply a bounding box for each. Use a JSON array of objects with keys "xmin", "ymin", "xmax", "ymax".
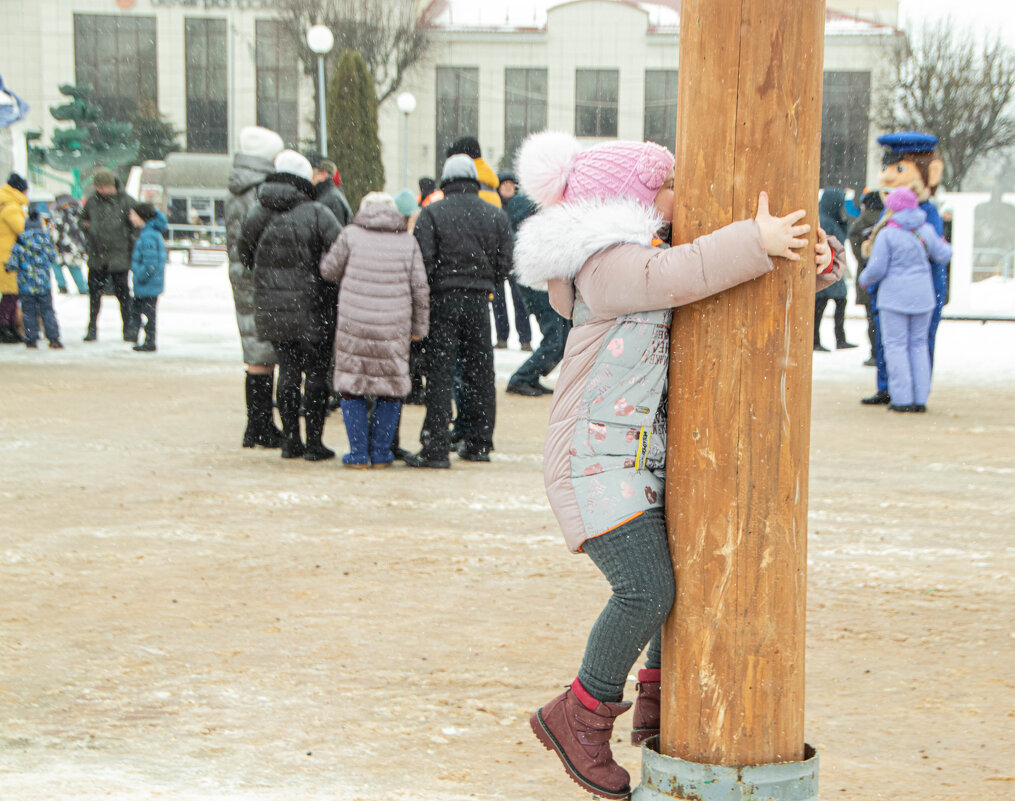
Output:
[{"xmin": 513, "ymin": 197, "xmax": 662, "ymax": 289}]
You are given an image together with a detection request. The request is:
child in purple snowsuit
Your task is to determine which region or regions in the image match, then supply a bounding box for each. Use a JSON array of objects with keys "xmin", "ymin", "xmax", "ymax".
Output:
[{"xmin": 859, "ymin": 187, "xmax": 952, "ymax": 412}]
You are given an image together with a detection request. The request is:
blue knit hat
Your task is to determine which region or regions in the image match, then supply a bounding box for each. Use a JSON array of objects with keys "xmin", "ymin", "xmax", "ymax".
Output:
[{"xmin": 393, "ymin": 189, "xmax": 418, "ymax": 217}]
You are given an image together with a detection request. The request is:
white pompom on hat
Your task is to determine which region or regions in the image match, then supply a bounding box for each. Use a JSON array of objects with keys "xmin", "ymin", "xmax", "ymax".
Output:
[
  {"xmin": 273, "ymin": 149, "xmax": 314, "ymax": 183},
  {"xmin": 239, "ymin": 126, "xmax": 285, "ymax": 162},
  {"xmin": 517, "ymin": 130, "xmax": 674, "ymax": 210},
  {"xmin": 516, "ymin": 131, "xmax": 582, "ymax": 207}
]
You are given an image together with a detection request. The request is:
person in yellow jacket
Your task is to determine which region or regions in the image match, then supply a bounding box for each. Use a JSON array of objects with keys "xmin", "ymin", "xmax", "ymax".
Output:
[
  {"xmin": 0, "ymin": 173, "xmax": 29, "ymax": 343},
  {"xmin": 446, "ymin": 136, "xmax": 501, "ymax": 208}
]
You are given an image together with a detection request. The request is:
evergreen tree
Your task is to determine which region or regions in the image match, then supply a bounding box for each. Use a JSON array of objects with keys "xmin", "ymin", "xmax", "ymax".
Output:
[
  {"xmin": 43, "ymin": 84, "xmax": 138, "ymax": 175},
  {"xmin": 327, "ymin": 49, "xmax": 384, "ymax": 212},
  {"xmin": 26, "ymin": 84, "xmax": 139, "ymax": 196},
  {"xmin": 126, "ymin": 96, "xmax": 182, "ymax": 163}
]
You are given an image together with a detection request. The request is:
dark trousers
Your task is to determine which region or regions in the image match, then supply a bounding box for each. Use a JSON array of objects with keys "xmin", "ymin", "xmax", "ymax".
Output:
[
  {"xmin": 273, "ymin": 339, "xmax": 332, "ymax": 443},
  {"xmin": 492, "ymin": 276, "xmax": 532, "ymax": 345},
  {"xmin": 814, "ymin": 295, "xmax": 848, "ymax": 346},
  {"xmin": 510, "ymin": 286, "xmax": 570, "ymax": 387},
  {"xmin": 421, "ymin": 291, "xmax": 496, "ymax": 457},
  {"xmin": 133, "ymin": 296, "xmax": 158, "ymax": 346},
  {"xmin": 87, "ymin": 266, "xmax": 132, "ymax": 335},
  {"xmin": 20, "ymin": 292, "xmax": 60, "ymax": 343},
  {"xmin": 0, "ymin": 294, "xmax": 18, "ymax": 331}
]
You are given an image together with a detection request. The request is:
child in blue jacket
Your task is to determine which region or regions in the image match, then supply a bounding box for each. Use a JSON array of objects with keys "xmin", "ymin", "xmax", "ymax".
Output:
[
  {"xmin": 129, "ymin": 203, "xmax": 168, "ymax": 352},
  {"xmin": 5, "ymin": 210, "xmax": 62, "ymax": 348}
]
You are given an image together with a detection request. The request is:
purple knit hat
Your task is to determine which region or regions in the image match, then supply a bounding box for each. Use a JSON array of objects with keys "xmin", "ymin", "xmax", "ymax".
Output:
[
  {"xmin": 517, "ymin": 131, "xmax": 674, "ymax": 209},
  {"xmin": 884, "ymin": 186, "xmax": 919, "ymax": 212}
]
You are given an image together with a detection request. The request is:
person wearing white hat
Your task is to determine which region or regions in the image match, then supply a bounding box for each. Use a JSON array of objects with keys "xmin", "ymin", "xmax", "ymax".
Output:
[
  {"xmin": 238, "ymin": 148, "xmax": 341, "ymax": 461},
  {"xmin": 226, "ymin": 126, "xmax": 286, "ymax": 450}
]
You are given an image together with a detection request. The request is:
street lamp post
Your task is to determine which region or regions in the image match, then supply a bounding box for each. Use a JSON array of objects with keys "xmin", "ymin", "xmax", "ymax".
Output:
[
  {"xmin": 396, "ymin": 91, "xmax": 416, "ymax": 189},
  {"xmin": 306, "ymin": 24, "xmax": 334, "ymax": 156}
]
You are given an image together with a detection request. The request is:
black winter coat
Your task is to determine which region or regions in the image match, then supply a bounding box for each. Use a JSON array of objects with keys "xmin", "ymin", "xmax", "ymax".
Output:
[
  {"xmin": 413, "ymin": 179, "xmax": 513, "ymax": 295},
  {"xmin": 239, "ymin": 174, "xmax": 341, "ymax": 344},
  {"xmin": 314, "ymin": 180, "xmax": 353, "ymax": 228}
]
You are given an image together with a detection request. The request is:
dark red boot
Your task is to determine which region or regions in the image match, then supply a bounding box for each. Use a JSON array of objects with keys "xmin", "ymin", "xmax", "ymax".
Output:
[
  {"xmin": 530, "ymin": 681, "xmax": 632, "ymax": 799},
  {"xmin": 630, "ymin": 668, "xmax": 661, "ymax": 746}
]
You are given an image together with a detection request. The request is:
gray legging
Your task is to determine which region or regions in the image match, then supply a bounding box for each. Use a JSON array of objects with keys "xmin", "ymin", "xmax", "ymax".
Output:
[{"xmin": 577, "ymin": 508, "xmax": 675, "ymax": 703}]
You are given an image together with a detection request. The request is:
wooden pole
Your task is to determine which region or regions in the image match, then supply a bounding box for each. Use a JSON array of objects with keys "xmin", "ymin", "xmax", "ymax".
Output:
[{"xmin": 661, "ymin": 0, "xmax": 826, "ymax": 766}]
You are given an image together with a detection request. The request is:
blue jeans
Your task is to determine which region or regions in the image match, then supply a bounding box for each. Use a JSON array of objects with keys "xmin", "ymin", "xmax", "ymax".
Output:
[
  {"xmin": 492, "ymin": 277, "xmax": 532, "ymax": 345},
  {"xmin": 872, "ymin": 290, "xmax": 889, "ymax": 394},
  {"xmin": 21, "ymin": 291, "xmax": 60, "ymax": 343},
  {"xmin": 927, "ymin": 261, "xmax": 948, "ymax": 367},
  {"xmin": 509, "ymin": 286, "xmax": 570, "ymax": 387}
]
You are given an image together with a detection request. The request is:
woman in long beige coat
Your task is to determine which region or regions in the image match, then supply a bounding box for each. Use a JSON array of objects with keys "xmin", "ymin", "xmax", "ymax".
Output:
[{"xmin": 319, "ymin": 192, "xmax": 429, "ymax": 468}]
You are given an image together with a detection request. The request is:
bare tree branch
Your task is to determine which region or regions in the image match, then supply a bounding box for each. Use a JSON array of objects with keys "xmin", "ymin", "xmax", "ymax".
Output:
[
  {"xmin": 876, "ymin": 20, "xmax": 1015, "ymax": 190},
  {"xmin": 274, "ymin": 0, "xmax": 431, "ymax": 104}
]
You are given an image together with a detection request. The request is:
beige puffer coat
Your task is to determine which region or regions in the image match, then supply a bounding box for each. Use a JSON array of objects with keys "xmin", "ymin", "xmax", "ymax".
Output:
[
  {"xmin": 319, "ymin": 202, "xmax": 429, "ymax": 398},
  {"xmin": 514, "ymin": 197, "xmax": 773, "ymax": 553}
]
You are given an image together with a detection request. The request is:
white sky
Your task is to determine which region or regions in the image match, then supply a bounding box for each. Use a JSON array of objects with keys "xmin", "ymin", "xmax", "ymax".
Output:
[
  {"xmin": 898, "ymin": 0, "xmax": 1015, "ymax": 43},
  {"xmin": 439, "ymin": 1, "xmax": 1015, "ymax": 41}
]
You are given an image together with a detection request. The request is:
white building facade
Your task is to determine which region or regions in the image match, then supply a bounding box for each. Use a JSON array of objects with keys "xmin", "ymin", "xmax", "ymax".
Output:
[
  {"xmin": 384, "ymin": 2, "xmax": 902, "ymax": 195},
  {"xmin": 2, "ymin": 0, "xmax": 901, "ymax": 205}
]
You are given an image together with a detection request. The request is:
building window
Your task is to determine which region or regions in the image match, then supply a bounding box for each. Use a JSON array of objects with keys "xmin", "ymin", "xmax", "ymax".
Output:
[
  {"xmin": 576, "ymin": 69, "xmax": 619, "ymax": 138},
  {"xmin": 644, "ymin": 70, "xmax": 677, "ymax": 149},
  {"xmin": 185, "ymin": 18, "xmax": 228, "ymax": 154},
  {"xmin": 74, "ymin": 14, "xmax": 157, "ymax": 122},
  {"xmin": 504, "ymin": 68, "xmax": 547, "ymax": 168},
  {"xmin": 820, "ymin": 71, "xmax": 871, "ymax": 190},
  {"xmin": 436, "ymin": 67, "xmax": 479, "ymax": 176},
  {"xmin": 255, "ymin": 19, "xmax": 299, "ymax": 148}
]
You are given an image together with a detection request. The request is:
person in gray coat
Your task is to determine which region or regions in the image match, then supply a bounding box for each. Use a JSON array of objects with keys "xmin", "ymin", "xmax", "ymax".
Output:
[{"xmin": 225, "ymin": 126, "xmax": 285, "ymax": 449}]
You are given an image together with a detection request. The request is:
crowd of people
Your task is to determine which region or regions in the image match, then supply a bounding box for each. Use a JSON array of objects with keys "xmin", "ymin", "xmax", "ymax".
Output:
[
  {"xmin": 224, "ymin": 128, "xmax": 571, "ymax": 469},
  {"xmin": 1, "ymin": 170, "xmax": 166, "ymax": 351}
]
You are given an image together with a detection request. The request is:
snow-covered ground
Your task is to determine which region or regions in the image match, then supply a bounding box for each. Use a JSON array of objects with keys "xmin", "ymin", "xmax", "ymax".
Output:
[{"xmin": 5, "ymin": 256, "xmax": 1013, "ymax": 392}]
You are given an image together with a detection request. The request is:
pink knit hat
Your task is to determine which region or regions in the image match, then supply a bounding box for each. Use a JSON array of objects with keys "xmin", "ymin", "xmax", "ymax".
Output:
[
  {"xmin": 517, "ymin": 131, "xmax": 674, "ymax": 209},
  {"xmin": 884, "ymin": 186, "xmax": 919, "ymax": 212}
]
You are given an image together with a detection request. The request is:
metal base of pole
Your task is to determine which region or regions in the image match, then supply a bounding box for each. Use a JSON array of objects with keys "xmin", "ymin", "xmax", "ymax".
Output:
[{"xmin": 633, "ymin": 738, "xmax": 819, "ymax": 801}]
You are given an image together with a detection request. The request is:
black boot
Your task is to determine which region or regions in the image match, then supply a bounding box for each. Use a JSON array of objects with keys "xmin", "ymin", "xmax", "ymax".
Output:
[
  {"xmin": 303, "ymin": 384, "xmax": 335, "ymax": 461},
  {"xmin": 862, "ymin": 389, "xmax": 891, "ymax": 405},
  {"xmin": 277, "ymin": 378, "xmax": 305, "ymax": 459},
  {"xmin": 242, "ymin": 373, "xmax": 283, "ymax": 448}
]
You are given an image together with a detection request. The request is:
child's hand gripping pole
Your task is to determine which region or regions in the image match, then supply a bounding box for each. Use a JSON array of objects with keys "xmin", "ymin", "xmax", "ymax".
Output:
[{"xmin": 754, "ymin": 191, "xmax": 809, "ymax": 261}]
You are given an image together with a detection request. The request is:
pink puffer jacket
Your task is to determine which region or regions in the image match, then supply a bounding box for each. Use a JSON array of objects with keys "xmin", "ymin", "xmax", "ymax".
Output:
[
  {"xmin": 319, "ymin": 202, "xmax": 430, "ymax": 397},
  {"xmin": 514, "ymin": 197, "xmax": 772, "ymax": 552}
]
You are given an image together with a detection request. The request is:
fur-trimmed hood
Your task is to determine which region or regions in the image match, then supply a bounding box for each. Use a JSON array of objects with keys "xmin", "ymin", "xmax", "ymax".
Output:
[{"xmin": 513, "ymin": 197, "xmax": 662, "ymax": 290}]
